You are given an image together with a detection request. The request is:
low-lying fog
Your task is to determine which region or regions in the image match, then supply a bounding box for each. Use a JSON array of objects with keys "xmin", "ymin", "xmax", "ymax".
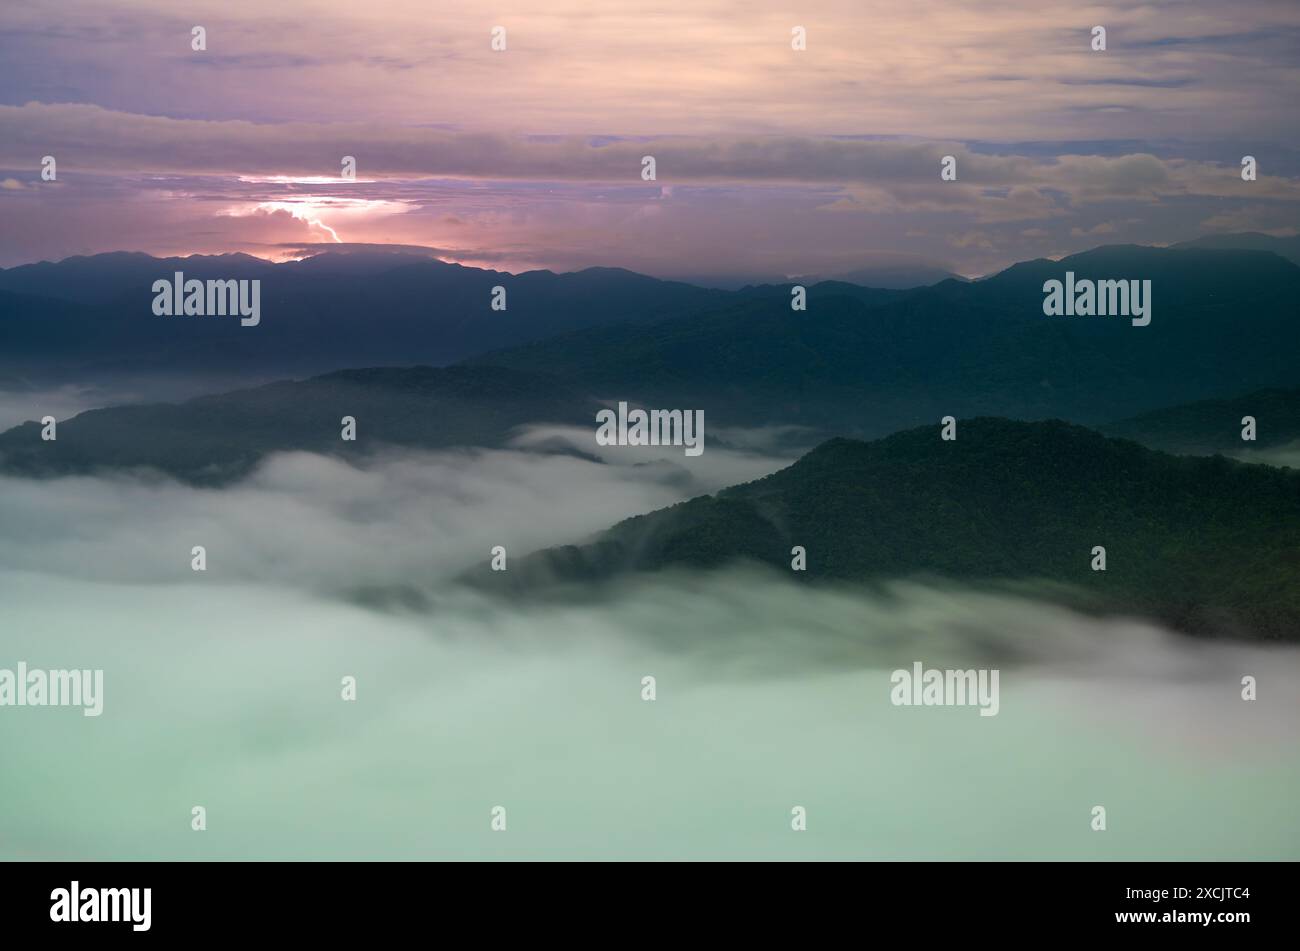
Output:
[{"xmin": 1, "ymin": 427, "xmax": 1297, "ymax": 859}]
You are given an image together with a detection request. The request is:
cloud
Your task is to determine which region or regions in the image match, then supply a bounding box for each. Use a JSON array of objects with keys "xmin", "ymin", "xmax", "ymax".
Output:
[
  {"xmin": 2, "ymin": 531, "xmax": 1298, "ymax": 858},
  {"xmin": 1071, "ymin": 222, "xmax": 1117, "ymax": 236},
  {"xmin": 0, "ymin": 432, "xmax": 1297, "ymax": 859},
  {"xmin": 3, "ymin": 0, "xmax": 1298, "ymax": 277},
  {"xmin": 0, "ymin": 434, "xmax": 797, "ymax": 590},
  {"xmin": 3, "ymin": 104, "xmax": 1297, "ymax": 275},
  {"xmin": 0, "ymin": 382, "xmax": 129, "ymax": 430},
  {"xmin": 2, "ymin": 0, "xmax": 1297, "ymax": 141},
  {"xmin": 5, "ymin": 103, "xmax": 1300, "ymax": 205},
  {"xmin": 1229, "ymin": 440, "xmax": 1300, "ymax": 470}
]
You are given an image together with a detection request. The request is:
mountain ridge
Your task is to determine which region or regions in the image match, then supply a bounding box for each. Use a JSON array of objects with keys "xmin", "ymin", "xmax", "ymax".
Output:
[
  {"xmin": 466, "ymin": 245, "xmax": 1300, "ymax": 435},
  {"xmin": 485, "ymin": 417, "xmax": 1300, "ymax": 640},
  {"xmin": 0, "ymin": 364, "xmax": 601, "ymax": 485}
]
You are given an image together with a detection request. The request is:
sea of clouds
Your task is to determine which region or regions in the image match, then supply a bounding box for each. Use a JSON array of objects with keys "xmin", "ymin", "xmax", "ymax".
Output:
[{"xmin": 1, "ymin": 431, "xmax": 1297, "ymax": 860}]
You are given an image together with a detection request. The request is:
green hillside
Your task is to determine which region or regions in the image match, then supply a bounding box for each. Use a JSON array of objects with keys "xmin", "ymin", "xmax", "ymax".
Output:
[{"xmin": 493, "ymin": 418, "xmax": 1300, "ymax": 640}]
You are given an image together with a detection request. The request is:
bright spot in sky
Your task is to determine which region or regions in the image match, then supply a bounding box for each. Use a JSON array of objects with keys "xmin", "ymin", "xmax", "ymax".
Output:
[
  {"xmin": 219, "ymin": 196, "xmax": 414, "ymax": 244},
  {"xmin": 237, "ymin": 175, "xmax": 378, "ymax": 185}
]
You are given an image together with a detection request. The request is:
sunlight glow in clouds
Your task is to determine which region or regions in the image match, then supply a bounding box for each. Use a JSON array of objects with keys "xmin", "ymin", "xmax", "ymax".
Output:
[
  {"xmin": 222, "ymin": 196, "xmax": 416, "ymax": 245},
  {"xmin": 0, "ymin": 0, "xmax": 1296, "ymax": 273},
  {"xmin": 238, "ymin": 176, "xmax": 379, "ymax": 185}
]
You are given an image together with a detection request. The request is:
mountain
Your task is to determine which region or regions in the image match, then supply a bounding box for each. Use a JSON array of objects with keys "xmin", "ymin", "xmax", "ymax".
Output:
[
  {"xmin": 0, "ymin": 251, "xmax": 277, "ymax": 305},
  {"xmin": 467, "ymin": 246, "xmax": 1300, "ymax": 438},
  {"xmin": 1172, "ymin": 232, "xmax": 1300, "ymax": 266},
  {"xmin": 0, "ymin": 365, "xmax": 601, "ymax": 485},
  {"xmin": 664, "ymin": 264, "xmax": 961, "ymax": 291},
  {"xmin": 6, "ymin": 243, "xmax": 1298, "ymax": 480},
  {"xmin": 730, "ymin": 280, "xmax": 905, "ymax": 308},
  {"xmin": 11, "ymin": 243, "xmax": 1292, "ymax": 431},
  {"xmin": 487, "ymin": 418, "xmax": 1300, "ymax": 640},
  {"xmin": 0, "ymin": 251, "xmax": 730, "ymax": 383},
  {"xmin": 1103, "ymin": 386, "xmax": 1300, "ymax": 457},
  {"xmin": 0, "ymin": 287, "xmax": 92, "ymax": 354},
  {"xmin": 794, "ymin": 264, "xmax": 967, "ymax": 289}
]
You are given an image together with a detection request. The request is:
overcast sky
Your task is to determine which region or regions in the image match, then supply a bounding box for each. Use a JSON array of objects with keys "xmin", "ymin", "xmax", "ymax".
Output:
[{"xmin": 1, "ymin": 0, "xmax": 1297, "ymax": 276}]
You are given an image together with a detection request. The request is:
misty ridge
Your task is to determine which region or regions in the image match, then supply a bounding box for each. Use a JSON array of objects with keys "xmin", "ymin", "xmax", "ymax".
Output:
[
  {"xmin": 1, "ymin": 422, "xmax": 1294, "ymax": 687},
  {"xmin": 484, "ymin": 418, "xmax": 1300, "ymax": 641},
  {"xmin": 1, "ymin": 238, "xmax": 1299, "ymax": 645},
  {"xmin": 3, "ymin": 238, "xmax": 1300, "ymax": 449},
  {"xmin": 0, "ymin": 241, "xmax": 1297, "ymax": 428},
  {"xmin": 1, "ymin": 239, "xmax": 1298, "ymax": 862}
]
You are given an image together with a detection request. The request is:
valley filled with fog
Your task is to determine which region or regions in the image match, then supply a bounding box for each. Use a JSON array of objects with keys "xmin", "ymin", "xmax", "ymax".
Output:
[{"xmin": 2, "ymin": 431, "xmax": 1296, "ymax": 860}]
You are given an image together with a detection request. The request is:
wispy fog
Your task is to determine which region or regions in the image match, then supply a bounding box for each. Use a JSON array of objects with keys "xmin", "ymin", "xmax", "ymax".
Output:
[
  {"xmin": 0, "ymin": 382, "xmax": 121, "ymax": 430},
  {"xmin": 0, "ymin": 374, "xmax": 279, "ymax": 430},
  {"xmin": 0, "ymin": 426, "xmax": 795, "ymax": 588},
  {"xmin": 1231, "ymin": 441, "xmax": 1300, "ymax": 470},
  {"xmin": 1, "ymin": 439, "xmax": 1297, "ymax": 860}
]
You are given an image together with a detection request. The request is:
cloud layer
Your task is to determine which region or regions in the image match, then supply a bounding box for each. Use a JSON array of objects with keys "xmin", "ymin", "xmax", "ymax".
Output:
[
  {"xmin": 1, "ymin": 442, "xmax": 1297, "ymax": 859},
  {"xmin": 4, "ymin": 0, "xmax": 1298, "ymax": 139},
  {"xmin": 2, "ymin": 1, "xmax": 1298, "ymax": 274}
]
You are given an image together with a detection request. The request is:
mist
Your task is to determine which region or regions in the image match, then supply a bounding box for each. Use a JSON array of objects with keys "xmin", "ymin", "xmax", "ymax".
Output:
[
  {"xmin": 1, "ymin": 440, "xmax": 1297, "ymax": 860},
  {"xmin": 1232, "ymin": 441, "xmax": 1300, "ymax": 470},
  {"xmin": 0, "ymin": 427, "xmax": 795, "ymax": 588},
  {"xmin": 0, "ymin": 381, "xmax": 124, "ymax": 431}
]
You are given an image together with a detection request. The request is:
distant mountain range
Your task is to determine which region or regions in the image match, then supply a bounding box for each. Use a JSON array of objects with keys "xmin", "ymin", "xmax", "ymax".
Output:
[
  {"xmin": 5, "ymin": 237, "xmax": 1293, "ymax": 420},
  {"xmin": 486, "ymin": 418, "xmax": 1300, "ymax": 641},
  {"xmin": 660, "ymin": 262, "xmax": 964, "ymax": 291},
  {"xmin": 5, "ymin": 364, "xmax": 1297, "ymax": 490},
  {"xmin": 4, "ymin": 364, "xmax": 1296, "ymax": 486},
  {"xmin": 0, "ymin": 251, "xmax": 731, "ymax": 382},
  {"xmin": 1104, "ymin": 386, "xmax": 1300, "ymax": 455},
  {"xmin": 791, "ymin": 263, "xmax": 967, "ymax": 289},
  {"xmin": 469, "ymin": 244, "xmax": 1300, "ymax": 436},
  {"xmin": 1172, "ymin": 232, "xmax": 1300, "ymax": 265},
  {"xmin": 0, "ymin": 250, "xmax": 940, "ymax": 386},
  {"xmin": 4, "ymin": 235, "xmax": 1299, "ymax": 483},
  {"xmin": 0, "ymin": 365, "xmax": 599, "ymax": 484}
]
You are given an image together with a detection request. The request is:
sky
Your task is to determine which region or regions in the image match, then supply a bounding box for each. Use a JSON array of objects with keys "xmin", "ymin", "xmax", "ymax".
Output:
[{"xmin": 0, "ymin": 0, "xmax": 1298, "ymax": 277}]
